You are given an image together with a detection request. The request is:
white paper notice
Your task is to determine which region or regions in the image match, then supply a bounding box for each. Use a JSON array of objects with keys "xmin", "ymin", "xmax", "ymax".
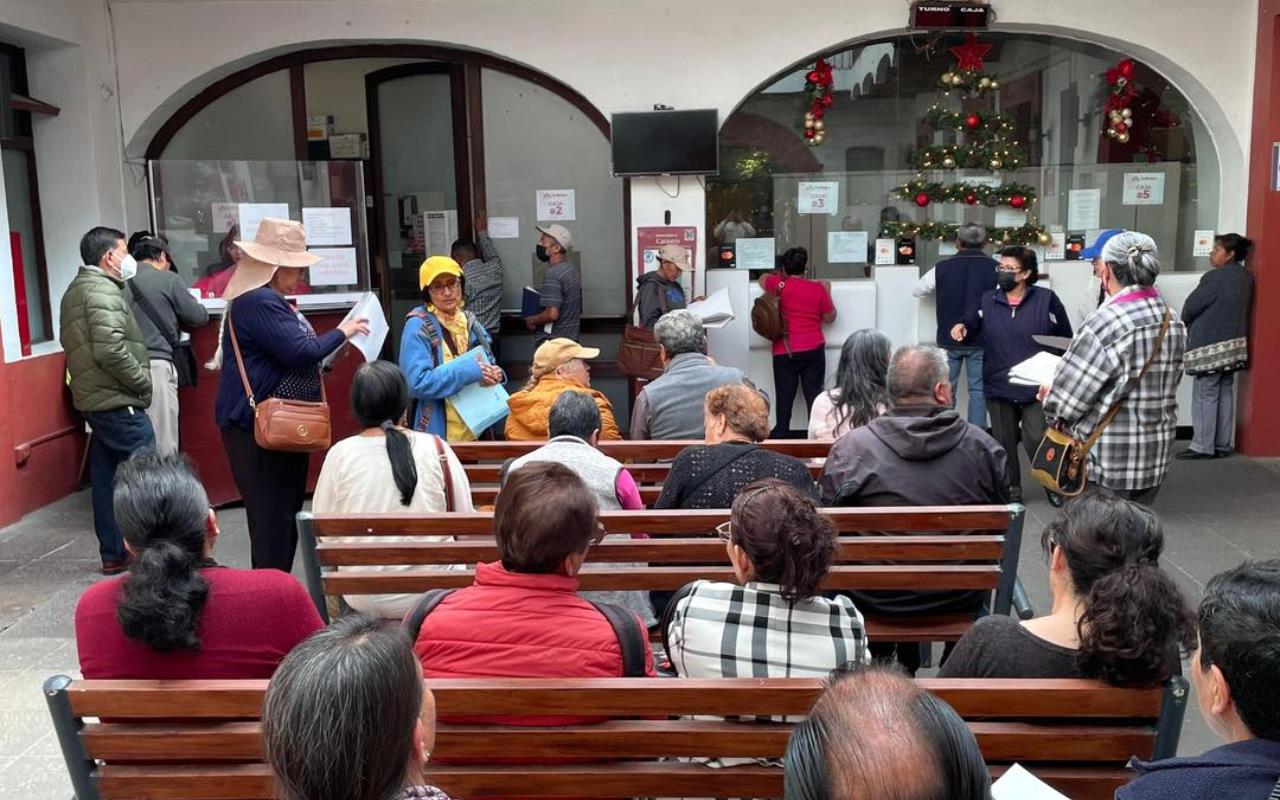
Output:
[
  {"xmin": 211, "ymin": 202, "xmax": 239, "ymax": 234},
  {"xmin": 1122, "ymin": 172, "xmax": 1166, "ymax": 206},
  {"xmin": 797, "ymin": 181, "xmax": 839, "ymax": 215},
  {"xmin": 302, "ymin": 207, "xmax": 352, "ymax": 246},
  {"xmin": 489, "ymin": 216, "xmax": 520, "ymax": 239},
  {"xmin": 536, "ymin": 189, "xmax": 576, "ymax": 221},
  {"xmin": 994, "ymin": 208, "xmax": 1028, "ymax": 228},
  {"xmin": 308, "ymin": 247, "xmax": 358, "ymax": 287},
  {"xmin": 992, "ymin": 764, "xmax": 1071, "ymax": 800},
  {"xmin": 1067, "ymin": 189, "xmax": 1101, "ymax": 231},
  {"xmin": 828, "ymin": 231, "xmax": 868, "ymax": 263},
  {"xmin": 340, "ymin": 292, "xmax": 389, "ymax": 363},
  {"xmin": 1047, "ymin": 232, "xmax": 1066, "ymax": 260},
  {"xmin": 1193, "ymin": 230, "xmax": 1215, "ymax": 257},
  {"xmin": 874, "ymin": 238, "xmax": 896, "ymax": 266},
  {"xmin": 237, "ymin": 203, "xmax": 290, "ymax": 243},
  {"xmin": 735, "ymin": 237, "xmax": 775, "ymax": 269}
]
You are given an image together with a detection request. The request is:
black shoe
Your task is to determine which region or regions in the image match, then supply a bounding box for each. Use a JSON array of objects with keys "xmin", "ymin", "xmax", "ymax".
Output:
[
  {"xmin": 1176, "ymin": 449, "xmax": 1215, "ymax": 461},
  {"xmin": 1215, "ymin": 449, "xmax": 1234, "ymax": 459},
  {"xmin": 1045, "ymin": 489, "xmax": 1065, "ymax": 508}
]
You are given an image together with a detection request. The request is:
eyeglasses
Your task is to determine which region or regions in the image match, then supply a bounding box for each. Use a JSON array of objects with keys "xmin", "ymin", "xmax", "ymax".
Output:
[
  {"xmin": 715, "ymin": 520, "xmax": 733, "ymax": 542},
  {"xmin": 430, "ymin": 279, "xmax": 461, "ymax": 293}
]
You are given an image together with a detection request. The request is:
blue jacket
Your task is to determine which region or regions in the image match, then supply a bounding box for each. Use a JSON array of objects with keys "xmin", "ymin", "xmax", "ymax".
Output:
[
  {"xmin": 934, "ymin": 248, "xmax": 997, "ymax": 348},
  {"xmin": 399, "ymin": 306, "xmax": 493, "ymax": 437},
  {"xmin": 1117, "ymin": 738, "xmax": 1280, "ymax": 800},
  {"xmin": 215, "ymin": 287, "xmax": 345, "ymax": 431},
  {"xmin": 962, "ymin": 285, "xmax": 1072, "ymax": 404}
]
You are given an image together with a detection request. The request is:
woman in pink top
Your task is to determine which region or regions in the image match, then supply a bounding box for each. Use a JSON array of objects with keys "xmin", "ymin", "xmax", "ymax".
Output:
[{"xmin": 759, "ymin": 247, "xmax": 837, "ymax": 437}]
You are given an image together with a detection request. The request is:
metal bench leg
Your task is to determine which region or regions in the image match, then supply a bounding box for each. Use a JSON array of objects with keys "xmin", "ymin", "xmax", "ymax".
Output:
[
  {"xmin": 1153, "ymin": 676, "xmax": 1189, "ymax": 760},
  {"xmin": 43, "ymin": 675, "xmax": 98, "ymax": 800},
  {"xmin": 993, "ymin": 504, "xmax": 1026, "ymax": 617},
  {"xmin": 1012, "ymin": 579, "xmax": 1035, "ymax": 619},
  {"xmin": 296, "ymin": 512, "xmax": 330, "ymax": 624}
]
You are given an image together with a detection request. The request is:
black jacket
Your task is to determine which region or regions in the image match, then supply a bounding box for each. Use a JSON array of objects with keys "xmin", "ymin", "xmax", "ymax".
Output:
[
  {"xmin": 819, "ymin": 405, "xmax": 1011, "ymax": 615},
  {"xmin": 934, "ymin": 248, "xmax": 997, "ymax": 347},
  {"xmin": 1182, "ymin": 261, "xmax": 1254, "ymax": 352},
  {"xmin": 962, "ymin": 284, "xmax": 1073, "ymax": 403},
  {"xmin": 1117, "ymin": 738, "xmax": 1280, "ymax": 800},
  {"xmin": 635, "ymin": 271, "xmax": 687, "ymax": 328}
]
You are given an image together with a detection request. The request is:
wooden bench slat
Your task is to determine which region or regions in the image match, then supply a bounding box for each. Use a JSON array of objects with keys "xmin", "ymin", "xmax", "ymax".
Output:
[
  {"xmin": 308, "ymin": 506, "xmax": 1017, "ymax": 536},
  {"xmin": 320, "ymin": 564, "xmax": 1002, "ymax": 593},
  {"xmin": 314, "ymin": 535, "xmax": 1008, "ymax": 566},
  {"xmin": 452, "ymin": 439, "xmax": 834, "ymax": 461},
  {"xmin": 464, "ymin": 463, "xmax": 826, "ymax": 482},
  {"xmin": 67, "ymin": 679, "xmax": 1162, "ymax": 720}
]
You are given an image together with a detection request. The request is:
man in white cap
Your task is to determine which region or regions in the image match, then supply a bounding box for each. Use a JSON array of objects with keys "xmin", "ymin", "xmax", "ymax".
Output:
[
  {"xmin": 635, "ymin": 243, "xmax": 690, "ymax": 328},
  {"xmin": 524, "ymin": 223, "xmax": 581, "ymax": 343}
]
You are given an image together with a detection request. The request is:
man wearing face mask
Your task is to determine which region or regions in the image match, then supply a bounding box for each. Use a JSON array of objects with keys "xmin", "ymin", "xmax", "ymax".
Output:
[
  {"xmin": 523, "ymin": 224, "xmax": 581, "ymax": 343},
  {"xmin": 1076, "ymin": 228, "xmax": 1124, "ymax": 324},
  {"xmin": 59, "ymin": 226, "xmax": 156, "ymax": 576}
]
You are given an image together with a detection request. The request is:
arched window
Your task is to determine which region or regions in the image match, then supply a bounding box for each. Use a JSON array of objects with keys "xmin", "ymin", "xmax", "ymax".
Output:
[{"xmin": 709, "ymin": 33, "xmax": 1216, "ymax": 276}]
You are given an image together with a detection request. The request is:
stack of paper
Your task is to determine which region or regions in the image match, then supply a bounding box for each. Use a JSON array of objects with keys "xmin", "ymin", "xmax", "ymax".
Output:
[
  {"xmin": 447, "ymin": 346, "xmax": 510, "ymax": 436},
  {"xmin": 684, "ymin": 288, "xmax": 735, "ymax": 329},
  {"xmin": 992, "ymin": 764, "xmax": 1073, "ymax": 799},
  {"xmin": 1009, "ymin": 351, "xmax": 1062, "ymax": 387}
]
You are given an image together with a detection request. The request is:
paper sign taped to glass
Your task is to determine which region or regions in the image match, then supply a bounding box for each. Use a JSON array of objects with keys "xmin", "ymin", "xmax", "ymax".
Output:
[{"xmin": 447, "ymin": 346, "xmax": 510, "ymax": 436}]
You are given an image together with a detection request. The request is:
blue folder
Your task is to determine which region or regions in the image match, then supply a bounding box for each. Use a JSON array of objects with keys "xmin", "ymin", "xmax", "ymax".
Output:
[
  {"xmin": 446, "ymin": 346, "xmax": 509, "ymax": 436},
  {"xmin": 521, "ymin": 286, "xmax": 542, "ymax": 318}
]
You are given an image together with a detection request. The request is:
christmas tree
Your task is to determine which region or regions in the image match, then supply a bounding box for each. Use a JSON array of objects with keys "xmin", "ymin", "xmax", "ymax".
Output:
[{"xmin": 880, "ymin": 34, "xmax": 1048, "ymax": 247}]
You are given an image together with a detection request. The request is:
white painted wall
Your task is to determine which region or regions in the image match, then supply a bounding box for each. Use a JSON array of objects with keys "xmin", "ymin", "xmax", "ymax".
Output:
[
  {"xmin": 161, "ymin": 69, "xmax": 294, "ymax": 160},
  {"xmin": 303, "ymin": 58, "xmax": 418, "ymax": 137}
]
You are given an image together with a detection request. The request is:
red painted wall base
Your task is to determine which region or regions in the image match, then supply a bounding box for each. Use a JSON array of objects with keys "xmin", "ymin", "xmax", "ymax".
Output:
[{"xmin": 0, "ymin": 352, "xmax": 86, "ymax": 527}]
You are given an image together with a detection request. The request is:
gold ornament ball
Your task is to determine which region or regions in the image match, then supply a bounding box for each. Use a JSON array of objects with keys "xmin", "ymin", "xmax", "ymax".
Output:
[
  {"xmin": 804, "ymin": 111, "xmax": 815, "ymax": 123},
  {"xmin": 1121, "ymin": 107, "xmax": 1132, "ymax": 119},
  {"xmin": 1037, "ymin": 231, "xmax": 1053, "ymax": 246},
  {"xmin": 990, "ymin": 80, "xmax": 999, "ymax": 90},
  {"xmin": 990, "ymin": 158, "xmax": 1003, "ymax": 169},
  {"xmin": 941, "ymin": 72, "xmax": 955, "ymax": 85},
  {"xmin": 813, "ymin": 120, "xmax": 825, "ymax": 132},
  {"xmin": 805, "ymin": 118, "xmax": 815, "ymax": 129},
  {"xmin": 1117, "ymin": 132, "xmax": 1130, "ymax": 143},
  {"xmin": 813, "ymin": 134, "xmax": 825, "ymax": 146},
  {"xmin": 951, "ymin": 74, "xmax": 965, "ymax": 86},
  {"xmin": 978, "ymin": 77, "xmax": 992, "ymax": 89},
  {"xmin": 1106, "ymin": 128, "xmax": 1118, "ymax": 138},
  {"xmin": 942, "ymin": 156, "xmax": 956, "ymax": 168}
]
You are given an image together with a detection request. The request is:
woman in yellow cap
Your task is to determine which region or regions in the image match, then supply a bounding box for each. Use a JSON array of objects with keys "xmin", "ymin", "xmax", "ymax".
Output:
[{"xmin": 399, "ymin": 256, "xmax": 503, "ymax": 440}]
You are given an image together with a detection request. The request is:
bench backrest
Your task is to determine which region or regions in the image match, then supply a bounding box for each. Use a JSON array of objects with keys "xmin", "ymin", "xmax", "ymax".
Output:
[
  {"xmin": 295, "ymin": 506, "xmax": 1026, "ymax": 641},
  {"xmin": 45, "ymin": 675, "xmax": 1188, "ymax": 800},
  {"xmin": 450, "ymin": 439, "xmax": 835, "ymax": 462}
]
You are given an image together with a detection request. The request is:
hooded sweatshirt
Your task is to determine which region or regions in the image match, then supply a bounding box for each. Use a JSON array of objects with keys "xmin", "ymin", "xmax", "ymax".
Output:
[
  {"xmin": 1117, "ymin": 738, "xmax": 1280, "ymax": 800},
  {"xmin": 819, "ymin": 404, "xmax": 1011, "ymax": 615},
  {"xmin": 635, "ymin": 270, "xmax": 687, "ymax": 328}
]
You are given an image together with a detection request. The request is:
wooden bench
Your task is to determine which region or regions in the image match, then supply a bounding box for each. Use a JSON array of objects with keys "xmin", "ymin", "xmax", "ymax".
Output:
[
  {"xmin": 295, "ymin": 506, "xmax": 1030, "ymax": 641},
  {"xmin": 450, "ymin": 439, "xmax": 835, "ymax": 463},
  {"xmin": 44, "ymin": 675, "xmax": 1188, "ymax": 800}
]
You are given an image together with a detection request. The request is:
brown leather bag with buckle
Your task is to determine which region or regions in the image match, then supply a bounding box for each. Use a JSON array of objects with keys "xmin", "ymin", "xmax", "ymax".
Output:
[{"xmin": 227, "ymin": 309, "xmax": 332, "ymax": 452}]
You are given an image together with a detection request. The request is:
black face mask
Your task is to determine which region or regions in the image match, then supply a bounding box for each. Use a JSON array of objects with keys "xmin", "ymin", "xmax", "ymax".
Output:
[
  {"xmin": 996, "ymin": 271, "xmax": 1018, "ymax": 292},
  {"xmin": 535, "ymin": 244, "xmax": 551, "ymax": 263}
]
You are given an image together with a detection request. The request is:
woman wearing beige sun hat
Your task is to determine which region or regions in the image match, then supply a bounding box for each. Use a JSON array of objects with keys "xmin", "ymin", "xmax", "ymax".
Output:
[{"xmin": 212, "ymin": 218, "xmax": 370, "ymax": 572}]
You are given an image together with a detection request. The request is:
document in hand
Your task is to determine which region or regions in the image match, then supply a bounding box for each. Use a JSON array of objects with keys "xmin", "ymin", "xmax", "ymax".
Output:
[
  {"xmin": 684, "ymin": 287, "xmax": 735, "ymax": 329},
  {"xmin": 340, "ymin": 292, "xmax": 389, "ymax": 363},
  {"xmin": 521, "ymin": 286, "xmax": 542, "ymax": 318},
  {"xmin": 1008, "ymin": 351, "xmax": 1062, "ymax": 387},
  {"xmin": 991, "ymin": 764, "xmax": 1072, "ymax": 799},
  {"xmin": 447, "ymin": 346, "xmax": 510, "ymax": 436}
]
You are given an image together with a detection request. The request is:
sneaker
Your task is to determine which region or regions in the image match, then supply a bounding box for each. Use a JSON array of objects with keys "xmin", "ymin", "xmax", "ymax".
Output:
[
  {"xmin": 100, "ymin": 559, "xmax": 128, "ymax": 576},
  {"xmin": 1176, "ymin": 449, "xmax": 1215, "ymax": 461}
]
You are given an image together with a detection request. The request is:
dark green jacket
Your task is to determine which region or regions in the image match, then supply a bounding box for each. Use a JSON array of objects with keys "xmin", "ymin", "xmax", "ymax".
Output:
[{"xmin": 59, "ymin": 267, "xmax": 151, "ymax": 412}]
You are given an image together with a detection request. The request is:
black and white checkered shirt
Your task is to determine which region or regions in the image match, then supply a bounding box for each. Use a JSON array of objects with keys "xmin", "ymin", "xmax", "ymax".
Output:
[
  {"xmin": 1042, "ymin": 288, "xmax": 1186, "ymax": 492},
  {"xmin": 462, "ymin": 232, "xmax": 504, "ymax": 334}
]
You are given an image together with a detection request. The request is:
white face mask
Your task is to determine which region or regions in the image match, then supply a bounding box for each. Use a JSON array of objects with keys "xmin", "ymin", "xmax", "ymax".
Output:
[{"xmin": 118, "ymin": 254, "xmax": 138, "ymax": 281}]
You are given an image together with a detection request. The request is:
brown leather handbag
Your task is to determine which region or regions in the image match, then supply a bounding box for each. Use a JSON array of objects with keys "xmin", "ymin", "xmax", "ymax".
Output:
[
  {"xmin": 617, "ymin": 291, "xmax": 668, "ymax": 381},
  {"xmin": 227, "ymin": 310, "xmax": 332, "ymax": 452}
]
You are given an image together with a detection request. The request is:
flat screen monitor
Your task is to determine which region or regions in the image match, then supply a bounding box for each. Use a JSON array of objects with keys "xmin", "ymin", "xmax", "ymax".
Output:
[{"xmin": 611, "ymin": 109, "xmax": 719, "ymax": 176}]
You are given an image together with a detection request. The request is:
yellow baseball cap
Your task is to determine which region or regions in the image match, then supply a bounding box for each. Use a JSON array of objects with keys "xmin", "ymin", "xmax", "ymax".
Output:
[
  {"xmin": 419, "ymin": 256, "xmax": 463, "ymax": 291},
  {"xmin": 532, "ymin": 338, "xmax": 600, "ymax": 372}
]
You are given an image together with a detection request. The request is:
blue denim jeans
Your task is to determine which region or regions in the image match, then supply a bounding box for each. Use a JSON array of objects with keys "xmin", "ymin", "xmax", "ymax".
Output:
[
  {"xmin": 946, "ymin": 347, "xmax": 986, "ymax": 427},
  {"xmin": 83, "ymin": 408, "xmax": 156, "ymax": 562}
]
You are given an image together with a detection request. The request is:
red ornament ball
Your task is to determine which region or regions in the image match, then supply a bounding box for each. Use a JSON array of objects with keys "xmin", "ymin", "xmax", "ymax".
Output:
[
  {"xmin": 964, "ymin": 193, "xmax": 978, "ymax": 205},
  {"xmin": 804, "ymin": 128, "xmax": 816, "ymax": 140},
  {"xmin": 1119, "ymin": 59, "xmax": 1135, "ymax": 79},
  {"xmin": 964, "ymin": 114, "xmax": 982, "ymax": 130},
  {"xmin": 811, "ymin": 106, "xmax": 825, "ymax": 120},
  {"xmin": 1114, "ymin": 121, "xmax": 1128, "ymax": 134},
  {"xmin": 1009, "ymin": 194, "xmax": 1027, "ymax": 210},
  {"xmin": 914, "ymin": 192, "xmax": 931, "ymax": 208},
  {"xmin": 807, "ymin": 70, "xmax": 820, "ymax": 84},
  {"xmin": 820, "ymin": 94, "xmax": 834, "ymax": 108}
]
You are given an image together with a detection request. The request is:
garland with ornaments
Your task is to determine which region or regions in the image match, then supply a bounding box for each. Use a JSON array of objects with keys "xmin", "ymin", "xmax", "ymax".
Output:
[
  {"xmin": 894, "ymin": 179, "xmax": 1037, "ymax": 209},
  {"xmin": 879, "ymin": 220, "xmax": 1053, "ymax": 247},
  {"xmin": 800, "ymin": 58, "xmax": 836, "ymax": 146},
  {"xmin": 1103, "ymin": 58, "xmax": 1138, "ymax": 143}
]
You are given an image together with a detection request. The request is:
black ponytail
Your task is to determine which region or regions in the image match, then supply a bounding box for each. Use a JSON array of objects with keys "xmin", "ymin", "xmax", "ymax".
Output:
[
  {"xmin": 1042, "ymin": 491, "xmax": 1196, "ymax": 687},
  {"xmin": 352, "ymin": 361, "xmax": 418, "ymax": 506},
  {"xmin": 112, "ymin": 453, "xmax": 213, "ymax": 653}
]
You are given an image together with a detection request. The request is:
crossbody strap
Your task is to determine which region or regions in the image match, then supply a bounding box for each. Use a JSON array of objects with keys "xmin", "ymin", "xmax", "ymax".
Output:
[
  {"xmin": 431, "ymin": 434, "xmax": 456, "ymax": 512},
  {"xmin": 1081, "ymin": 308, "xmax": 1173, "ymax": 452},
  {"xmin": 128, "ymin": 282, "xmax": 181, "ymax": 350},
  {"xmin": 225, "ymin": 308, "xmax": 257, "ymax": 410}
]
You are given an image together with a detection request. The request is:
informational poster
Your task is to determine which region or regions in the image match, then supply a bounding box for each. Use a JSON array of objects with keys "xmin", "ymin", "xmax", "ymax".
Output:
[
  {"xmin": 1066, "ymin": 189, "xmax": 1101, "ymax": 231},
  {"xmin": 1122, "ymin": 172, "xmax": 1166, "ymax": 205},
  {"xmin": 827, "ymin": 231, "xmax": 868, "ymax": 263},
  {"xmin": 635, "ymin": 226, "xmax": 699, "ymax": 294},
  {"xmin": 874, "ymin": 238, "xmax": 896, "ymax": 266},
  {"xmin": 302, "ymin": 207, "xmax": 352, "ymax": 246},
  {"xmin": 1193, "ymin": 230, "xmax": 1215, "ymax": 257},
  {"xmin": 237, "ymin": 203, "xmax": 290, "ymax": 243},
  {"xmin": 994, "ymin": 208, "xmax": 1028, "ymax": 228},
  {"xmin": 211, "ymin": 202, "xmax": 239, "ymax": 234},
  {"xmin": 536, "ymin": 189, "xmax": 576, "ymax": 221},
  {"xmin": 1046, "ymin": 232, "xmax": 1066, "ymax": 261},
  {"xmin": 488, "ymin": 216, "xmax": 520, "ymax": 239},
  {"xmin": 735, "ymin": 237, "xmax": 775, "ymax": 270},
  {"xmin": 308, "ymin": 247, "xmax": 358, "ymax": 286},
  {"xmin": 797, "ymin": 181, "xmax": 839, "ymax": 215}
]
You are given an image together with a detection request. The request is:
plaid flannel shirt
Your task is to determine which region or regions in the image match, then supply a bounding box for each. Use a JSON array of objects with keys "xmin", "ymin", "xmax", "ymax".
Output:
[
  {"xmin": 1042, "ymin": 288, "xmax": 1186, "ymax": 491},
  {"xmin": 462, "ymin": 231, "xmax": 504, "ymax": 333}
]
